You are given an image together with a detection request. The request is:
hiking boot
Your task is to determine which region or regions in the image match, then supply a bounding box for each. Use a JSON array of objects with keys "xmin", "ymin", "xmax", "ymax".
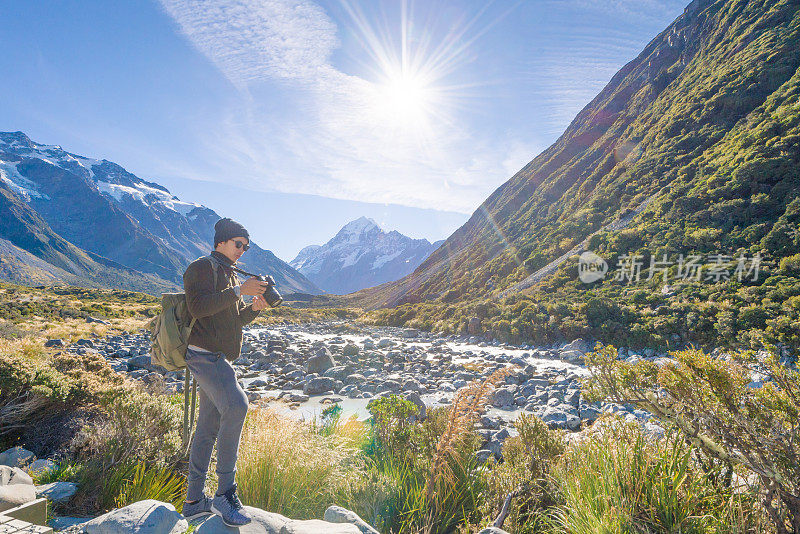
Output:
[
  {"xmin": 211, "ymin": 484, "xmax": 252, "ymax": 527},
  {"xmin": 183, "ymin": 494, "xmax": 212, "ymax": 519}
]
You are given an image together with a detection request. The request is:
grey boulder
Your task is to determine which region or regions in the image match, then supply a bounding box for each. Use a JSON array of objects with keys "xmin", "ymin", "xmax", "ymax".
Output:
[
  {"xmin": 303, "ymin": 377, "xmax": 338, "ymax": 396},
  {"xmin": 192, "ymin": 505, "xmax": 289, "ymax": 533},
  {"xmin": 36, "ymin": 481, "xmax": 78, "ymax": 503},
  {"xmin": 491, "ymin": 388, "xmax": 515, "ymax": 408},
  {"xmin": 0, "ymin": 466, "xmax": 36, "ymax": 512},
  {"xmin": 306, "ymin": 348, "xmax": 336, "ymax": 375},
  {"xmin": 324, "ymin": 505, "xmax": 379, "ymax": 534},
  {"xmin": 84, "ymin": 500, "xmax": 187, "ymax": 533},
  {"xmin": 0, "ymin": 446, "xmax": 34, "ymax": 468}
]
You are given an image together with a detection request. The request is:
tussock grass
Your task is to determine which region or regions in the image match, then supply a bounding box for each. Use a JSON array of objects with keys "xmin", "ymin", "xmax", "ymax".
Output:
[
  {"xmin": 555, "ymin": 421, "xmax": 766, "ymax": 534},
  {"xmin": 114, "ymin": 461, "xmax": 187, "ymax": 512},
  {"xmin": 236, "ymin": 407, "xmax": 393, "ymax": 524}
]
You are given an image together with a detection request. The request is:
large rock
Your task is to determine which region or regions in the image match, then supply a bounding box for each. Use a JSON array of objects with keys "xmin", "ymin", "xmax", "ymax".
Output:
[
  {"xmin": 563, "ymin": 338, "xmax": 593, "ymax": 353},
  {"xmin": 27, "ymin": 459, "xmax": 57, "ymax": 477},
  {"xmin": 324, "ymin": 505, "xmax": 379, "ymax": 534},
  {"xmin": 0, "ymin": 447, "xmax": 34, "ymax": 468},
  {"xmin": 84, "ymin": 500, "xmax": 187, "ymax": 533},
  {"xmin": 403, "ymin": 391, "xmax": 427, "ymax": 420},
  {"xmin": 193, "ymin": 505, "xmax": 289, "ymax": 533},
  {"xmin": 323, "ymin": 366, "xmax": 350, "ymax": 381},
  {"xmin": 36, "ymin": 481, "xmax": 77, "ymax": 502},
  {"xmin": 539, "ymin": 406, "xmax": 581, "ymax": 431},
  {"xmin": 306, "ymin": 348, "xmax": 336, "ymax": 375},
  {"xmin": 559, "ymin": 350, "xmax": 584, "ymax": 363},
  {"xmin": 342, "ymin": 343, "xmax": 360, "ymax": 356},
  {"xmin": 303, "ymin": 377, "xmax": 338, "ymax": 396},
  {"xmin": 281, "ymin": 520, "xmax": 361, "ymax": 534},
  {"xmin": 559, "ymin": 338, "xmax": 595, "ymax": 362},
  {"xmin": 491, "ymin": 387, "xmax": 515, "ymax": 408},
  {"xmin": 474, "ymin": 449, "xmax": 494, "ymax": 465},
  {"xmin": 0, "ymin": 465, "xmax": 36, "ymax": 512},
  {"xmin": 344, "ymin": 374, "xmax": 366, "ymax": 385},
  {"xmin": 127, "ymin": 355, "xmax": 165, "ymax": 373}
]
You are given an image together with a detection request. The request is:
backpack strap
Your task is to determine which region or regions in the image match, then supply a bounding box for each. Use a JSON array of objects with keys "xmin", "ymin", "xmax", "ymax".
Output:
[
  {"xmin": 185, "ymin": 256, "xmax": 220, "ymax": 336},
  {"xmin": 206, "ymin": 255, "xmax": 221, "ymax": 290}
]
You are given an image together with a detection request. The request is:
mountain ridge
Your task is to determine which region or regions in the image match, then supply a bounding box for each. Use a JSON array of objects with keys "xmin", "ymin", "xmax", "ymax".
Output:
[
  {"xmin": 0, "ymin": 131, "xmax": 321, "ymax": 295},
  {"xmin": 355, "ymin": 0, "xmax": 800, "ymax": 353}
]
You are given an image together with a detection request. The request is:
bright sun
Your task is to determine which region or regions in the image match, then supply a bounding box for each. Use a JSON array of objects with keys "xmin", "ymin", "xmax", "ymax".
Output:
[
  {"xmin": 374, "ymin": 70, "xmax": 433, "ymax": 128},
  {"xmin": 385, "ymin": 74, "xmax": 427, "ymax": 114}
]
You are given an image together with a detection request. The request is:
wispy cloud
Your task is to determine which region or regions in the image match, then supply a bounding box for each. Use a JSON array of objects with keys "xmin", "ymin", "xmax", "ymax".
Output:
[
  {"xmin": 157, "ymin": 0, "xmax": 533, "ymax": 213},
  {"xmin": 159, "ymin": 0, "xmax": 339, "ymax": 85}
]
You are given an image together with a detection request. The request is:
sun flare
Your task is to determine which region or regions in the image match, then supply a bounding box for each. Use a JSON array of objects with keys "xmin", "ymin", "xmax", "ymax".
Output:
[{"xmin": 377, "ymin": 71, "xmax": 432, "ymax": 125}]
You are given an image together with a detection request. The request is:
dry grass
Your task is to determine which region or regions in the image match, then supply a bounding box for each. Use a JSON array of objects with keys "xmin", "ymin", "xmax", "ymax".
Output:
[
  {"xmin": 236, "ymin": 407, "xmax": 392, "ymax": 523},
  {"xmin": 0, "ymin": 336, "xmax": 49, "ymax": 361},
  {"xmin": 9, "ymin": 316, "xmax": 148, "ymax": 342}
]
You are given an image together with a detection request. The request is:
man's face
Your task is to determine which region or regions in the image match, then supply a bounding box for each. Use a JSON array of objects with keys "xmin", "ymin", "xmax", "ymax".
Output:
[{"xmin": 216, "ymin": 236, "xmax": 249, "ymax": 263}]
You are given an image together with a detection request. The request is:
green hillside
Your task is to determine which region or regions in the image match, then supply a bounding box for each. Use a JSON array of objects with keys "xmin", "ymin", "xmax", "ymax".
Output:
[{"xmin": 358, "ymin": 0, "xmax": 800, "ymax": 352}]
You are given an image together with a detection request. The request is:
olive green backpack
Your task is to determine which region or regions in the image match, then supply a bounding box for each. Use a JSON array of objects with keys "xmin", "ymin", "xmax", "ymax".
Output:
[{"xmin": 148, "ymin": 256, "xmax": 220, "ymax": 451}]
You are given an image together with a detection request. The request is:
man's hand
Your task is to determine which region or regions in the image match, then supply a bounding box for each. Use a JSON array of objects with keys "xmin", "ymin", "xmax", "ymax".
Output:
[
  {"xmin": 240, "ymin": 276, "xmax": 268, "ymax": 296},
  {"xmin": 251, "ymin": 294, "xmax": 269, "ymax": 311}
]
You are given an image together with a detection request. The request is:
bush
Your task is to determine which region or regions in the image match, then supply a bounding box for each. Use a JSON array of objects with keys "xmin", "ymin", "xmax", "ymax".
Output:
[
  {"xmin": 476, "ymin": 414, "xmax": 565, "ymax": 533},
  {"xmin": 366, "ymin": 395, "xmax": 422, "ymax": 464},
  {"xmin": 584, "ymin": 344, "xmax": 800, "ymax": 532},
  {"xmin": 70, "ymin": 389, "xmax": 183, "ymax": 469}
]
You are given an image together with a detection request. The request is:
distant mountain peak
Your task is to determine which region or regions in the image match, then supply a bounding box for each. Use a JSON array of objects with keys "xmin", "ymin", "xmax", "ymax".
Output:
[
  {"xmin": 290, "ymin": 218, "xmax": 438, "ymax": 294},
  {"xmin": 339, "ymin": 216, "xmax": 380, "ymax": 233}
]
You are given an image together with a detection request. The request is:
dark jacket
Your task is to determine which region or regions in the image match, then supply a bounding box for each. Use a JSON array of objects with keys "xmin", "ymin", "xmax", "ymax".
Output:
[{"xmin": 183, "ymin": 251, "xmax": 260, "ymax": 361}]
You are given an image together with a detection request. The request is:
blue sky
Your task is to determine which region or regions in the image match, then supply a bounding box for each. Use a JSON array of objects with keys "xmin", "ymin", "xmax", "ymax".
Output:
[{"xmin": 0, "ymin": 0, "xmax": 686, "ymax": 261}]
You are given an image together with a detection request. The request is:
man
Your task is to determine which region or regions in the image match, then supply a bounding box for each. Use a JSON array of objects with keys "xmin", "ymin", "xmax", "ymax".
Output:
[{"xmin": 181, "ymin": 217, "xmax": 270, "ymax": 527}]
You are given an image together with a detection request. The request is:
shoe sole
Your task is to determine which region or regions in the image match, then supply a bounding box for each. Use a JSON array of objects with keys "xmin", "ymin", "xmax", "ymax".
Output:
[{"xmin": 210, "ymin": 503, "xmax": 252, "ymax": 527}]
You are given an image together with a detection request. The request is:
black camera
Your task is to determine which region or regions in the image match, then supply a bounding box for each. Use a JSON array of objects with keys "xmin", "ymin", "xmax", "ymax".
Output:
[{"xmin": 258, "ymin": 275, "xmax": 283, "ymax": 307}]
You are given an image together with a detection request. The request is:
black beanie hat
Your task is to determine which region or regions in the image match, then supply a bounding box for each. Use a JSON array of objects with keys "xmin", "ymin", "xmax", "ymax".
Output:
[{"xmin": 214, "ymin": 217, "xmax": 249, "ymax": 247}]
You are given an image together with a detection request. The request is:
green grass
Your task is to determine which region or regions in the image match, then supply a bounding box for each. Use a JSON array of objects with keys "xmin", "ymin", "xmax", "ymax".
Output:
[
  {"xmin": 554, "ymin": 422, "xmax": 763, "ymax": 534},
  {"xmin": 114, "ymin": 462, "xmax": 187, "ymax": 512}
]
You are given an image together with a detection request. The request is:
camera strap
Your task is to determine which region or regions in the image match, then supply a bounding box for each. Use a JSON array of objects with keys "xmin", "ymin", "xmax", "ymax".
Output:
[
  {"xmin": 231, "ymin": 265, "xmax": 259, "ymax": 278},
  {"xmin": 207, "ymin": 253, "xmax": 260, "ymax": 279}
]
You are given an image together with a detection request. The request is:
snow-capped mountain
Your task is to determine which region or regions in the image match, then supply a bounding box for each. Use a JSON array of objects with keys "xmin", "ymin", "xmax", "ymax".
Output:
[
  {"xmin": 290, "ymin": 217, "xmax": 443, "ymax": 294},
  {"xmin": 0, "ymin": 131, "xmax": 321, "ymax": 294}
]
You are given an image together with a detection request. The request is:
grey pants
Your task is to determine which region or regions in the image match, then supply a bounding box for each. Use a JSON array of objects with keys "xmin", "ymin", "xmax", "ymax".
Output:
[{"xmin": 185, "ymin": 346, "xmax": 249, "ymax": 501}]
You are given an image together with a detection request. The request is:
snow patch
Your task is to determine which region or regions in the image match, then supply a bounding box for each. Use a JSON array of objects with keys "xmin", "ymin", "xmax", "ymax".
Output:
[
  {"xmin": 372, "ymin": 250, "xmax": 401, "ymax": 269},
  {"xmin": 96, "ymin": 180, "xmax": 200, "ymax": 215},
  {"xmin": 0, "ymin": 160, "xmax": 50, "ymax": 201},
  {"xmin": 340, "ymin": 249, "xmax": 365, "ymax": 268}
]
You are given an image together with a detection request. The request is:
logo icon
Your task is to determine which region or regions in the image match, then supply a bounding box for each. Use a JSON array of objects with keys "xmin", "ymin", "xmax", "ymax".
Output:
[{"xmin": 578, "ymin": 251, "xmax": 608, "ymax": 283}]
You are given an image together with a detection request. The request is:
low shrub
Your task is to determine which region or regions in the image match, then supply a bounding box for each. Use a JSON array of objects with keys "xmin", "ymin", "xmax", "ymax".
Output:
[
  {"xmin": 585, "ymin": 344, "xmax": 797, "ymax": 532},
  {"xmin": 475, "ymin": 414, "xmax": 565, "ymax": 534}
]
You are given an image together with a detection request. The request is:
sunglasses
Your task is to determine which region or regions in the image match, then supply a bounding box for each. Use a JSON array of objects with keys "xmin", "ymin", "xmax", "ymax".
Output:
[{"xmin": 233, "ymin": 239, "xmax": 250, "ymax": 251}]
